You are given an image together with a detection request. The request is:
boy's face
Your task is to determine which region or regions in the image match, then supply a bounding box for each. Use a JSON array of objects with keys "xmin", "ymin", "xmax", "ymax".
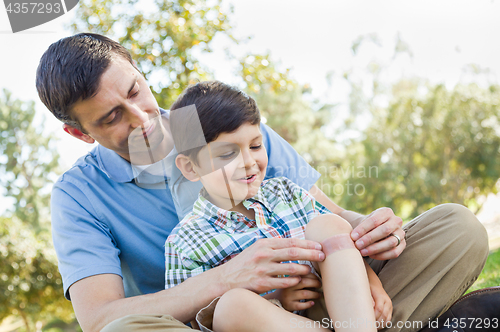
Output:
[
  {"xmin": 194, "ymin": 123, "xmax": 268, "ymax": 210},
  {"xmin": 67, "ymin": 56, "xmax": 172, "ymax": 164}
]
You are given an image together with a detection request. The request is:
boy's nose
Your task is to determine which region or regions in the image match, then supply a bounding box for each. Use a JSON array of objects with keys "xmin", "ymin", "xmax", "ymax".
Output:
[{"xmin": 241, "ymin": 150, "xmax": 257, "ymax": 168}]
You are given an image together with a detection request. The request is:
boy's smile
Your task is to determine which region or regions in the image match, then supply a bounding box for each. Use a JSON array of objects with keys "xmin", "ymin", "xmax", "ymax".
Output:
[{"xmin": 194, "ymin": 123, "xmax": 268, "ymax": 212}]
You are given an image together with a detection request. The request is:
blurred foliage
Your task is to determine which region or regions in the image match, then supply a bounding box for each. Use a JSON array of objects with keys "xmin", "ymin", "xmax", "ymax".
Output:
[
  {"xmin": 0, "ymin": 90, "xmax": 75, "ymax": 331},
  {"xmin": 324, "ymin": 35, "xmax": 500, "ymax": 219},
  {"xmin": 69, "ymin": 0, "xmax": 236, "ymax": 108},
  {"xmin": 0, "ymin": 90, "xmax": 59, "ymax": 231},
  {"xmin": 339, "ymin": 81, "xmax": 500, "ymax": 219},
  {"xmin": 239, "ymin": 53, "xmax": 339, "ymax": 167},
  {"xmin": 468, "ymin": 248, "xmax": 500, "ymax": 293}
]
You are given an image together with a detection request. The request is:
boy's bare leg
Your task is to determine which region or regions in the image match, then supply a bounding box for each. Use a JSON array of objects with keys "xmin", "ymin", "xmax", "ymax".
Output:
[
  {"xmin": 213, "ymin": 288, "xmax": 330, "ymax": 332},
  {"xmin": 305, "ymin": 215, "xmax": 377, "ymax": 332}
]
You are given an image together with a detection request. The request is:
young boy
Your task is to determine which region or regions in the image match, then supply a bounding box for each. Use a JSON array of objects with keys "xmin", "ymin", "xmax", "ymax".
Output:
[{"xmin": 165, "ymin": 81, "xmax": 390, "ymax": 332}]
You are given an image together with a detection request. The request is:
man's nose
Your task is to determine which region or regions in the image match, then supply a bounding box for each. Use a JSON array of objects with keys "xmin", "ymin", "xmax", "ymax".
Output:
[{"xmin": 127, "ymin": 103, "xmax": 150, "ymax": 128}]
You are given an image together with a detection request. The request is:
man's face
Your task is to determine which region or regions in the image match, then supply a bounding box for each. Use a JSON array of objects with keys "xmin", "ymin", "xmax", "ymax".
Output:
[
  {"xmin": 70, "ymin": 56, "xmax": 170, "ymax": 163},
  {"xmin": 194, "ymin": 123, "xmax": 268, "ymax": 210}
]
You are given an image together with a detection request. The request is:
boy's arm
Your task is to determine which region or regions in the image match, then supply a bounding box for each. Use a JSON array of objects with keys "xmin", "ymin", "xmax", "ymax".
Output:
[{"xmin": 164, "ymin": 238, "xmax": 211, "ymax": 289}]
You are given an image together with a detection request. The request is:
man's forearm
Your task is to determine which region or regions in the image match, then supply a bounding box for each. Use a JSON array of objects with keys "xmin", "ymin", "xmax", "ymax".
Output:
[
  {"xmin": 338, "ymin": 210, "xmax": 366, "ymax": 229},
  {"xmin": 71, "ymin": 268, "xmax": 228, "ymax": 332}
]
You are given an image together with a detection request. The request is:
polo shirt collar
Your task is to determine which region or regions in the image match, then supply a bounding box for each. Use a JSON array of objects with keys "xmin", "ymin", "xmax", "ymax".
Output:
[
  {"xmin": 192, "ymin": 184, "xmax": 272, "ymax": 231},
  {"xmin": 95, "ymin": 144, "xmax": 135, "ymax": 183},
  {"xmin": 94, "ymin": 108, "xmax": 171, "ymax": 183}
]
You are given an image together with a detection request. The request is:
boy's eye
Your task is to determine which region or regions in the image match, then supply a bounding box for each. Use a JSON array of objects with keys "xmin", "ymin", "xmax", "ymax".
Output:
[{"xmin": 219, "ymin": 151, "xmax": 236, "ymax": 159}]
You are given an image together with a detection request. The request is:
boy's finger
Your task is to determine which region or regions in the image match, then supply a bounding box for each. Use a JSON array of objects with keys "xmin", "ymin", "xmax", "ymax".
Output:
[
  {"xmin": 293, "ymin": 290, "xmax": 322, "ymax": 302},
  {"xmin": 289, "ymin": 301, "xmax": 316, "ymax": 312},
  {"xmin": 297, "ymin": 276, "xmax": 322, "ymax": 289}
]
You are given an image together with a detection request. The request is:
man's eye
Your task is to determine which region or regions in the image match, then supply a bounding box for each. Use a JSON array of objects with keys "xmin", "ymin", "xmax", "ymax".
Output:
[
  {"xmin": 130, "ymin": 83, "xmax": 140, "ymax": 97},
  {"xmin": 105, "ymin": 112, "xmax": 121, "ymax": 125}
]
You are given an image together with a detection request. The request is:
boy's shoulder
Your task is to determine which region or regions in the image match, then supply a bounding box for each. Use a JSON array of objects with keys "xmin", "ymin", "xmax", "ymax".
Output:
[{"xmin": 260, "ymin": 176, "xmax": 307, "ymax": 203}]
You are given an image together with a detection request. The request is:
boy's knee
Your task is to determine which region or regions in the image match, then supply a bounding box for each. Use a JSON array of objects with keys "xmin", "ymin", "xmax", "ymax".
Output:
[
  {"xmin": 305, "ymin": 214, "xmax": 352, "ymax": 242},
  {"xmin": 213, "ymin": 288, "xmax": 255, "ymax": 330}
]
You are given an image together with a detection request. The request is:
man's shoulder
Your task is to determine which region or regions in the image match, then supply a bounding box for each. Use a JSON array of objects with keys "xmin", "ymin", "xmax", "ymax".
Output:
[{"xmin": 54, "ymin": 146, "xmax": 102, "ymax": 188}]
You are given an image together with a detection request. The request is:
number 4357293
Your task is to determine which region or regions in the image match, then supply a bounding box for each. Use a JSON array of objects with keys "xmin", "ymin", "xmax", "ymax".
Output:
[{"xmin": 5, "ymin": 2, "xmax": 62, "ymax": 14}]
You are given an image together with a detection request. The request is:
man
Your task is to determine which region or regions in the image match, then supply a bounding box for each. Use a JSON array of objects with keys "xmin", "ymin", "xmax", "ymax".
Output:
[{"xmin": 36, "ymin": 33, "xmax": 488, "ymax": 332}]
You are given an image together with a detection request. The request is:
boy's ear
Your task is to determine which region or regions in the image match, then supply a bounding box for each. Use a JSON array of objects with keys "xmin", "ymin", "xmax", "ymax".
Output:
[
  {"xmin": 63, "ymin": 124, "xmax": 95, "ymax": 144},
  {"xmin": 175, "ymin": 154, "xmax": 201, "ymax": 182}
]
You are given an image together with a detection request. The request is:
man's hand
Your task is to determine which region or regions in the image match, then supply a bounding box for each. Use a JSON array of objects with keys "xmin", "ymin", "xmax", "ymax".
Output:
[
  {"xmin": 351, "ymin": 207, "xmax": 406, "ymax": 260},
  {"xmin": 278, "ymin": 273, "xmax": 322, "ymax": 312},
  {"xmin": 218, "ymin": 238, "xmax": 325, "ymax": 295}
]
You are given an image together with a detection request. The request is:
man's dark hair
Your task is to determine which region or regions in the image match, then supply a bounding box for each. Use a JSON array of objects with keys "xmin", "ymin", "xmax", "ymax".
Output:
[
  {"xmin": 36, "ymin": 33, "xmax": 135, "ymax": 131},
  {"xmin": 170, "ymin": 81, "xmax": 261, "ymax": 163}
]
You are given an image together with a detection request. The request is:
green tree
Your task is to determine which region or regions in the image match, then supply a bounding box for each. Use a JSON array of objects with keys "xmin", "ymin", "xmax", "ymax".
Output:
[
  {"xmin": 0, "ymin": 90, "xmax": 75, "ymax": 331},
  {"xmin": 345, "ymin": 81, "xmax": 500, "ymax": 219},
  {"xmin": 70, "ymin": 0, "xmax": 236, "ymax": 108},
  {"xmin": 239, "ymin": 53, "xmax": 339, "ymax": 168}
]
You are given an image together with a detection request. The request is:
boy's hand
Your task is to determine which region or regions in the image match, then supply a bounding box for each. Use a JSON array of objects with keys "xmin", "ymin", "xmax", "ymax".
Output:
[
  {"xmin": 364, "ymin": 261, "xmax": 392, "ymax": 329},
  {"xmin": 278, "ymin": 273, "xmax": 322, "ymax": 312},
  {"xmin": 370, "ymin": 279, "xmax": 393, "ymax": 329}
]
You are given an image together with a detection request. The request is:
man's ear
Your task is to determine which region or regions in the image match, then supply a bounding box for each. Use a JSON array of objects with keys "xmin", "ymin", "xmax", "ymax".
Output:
[
  {"xmin": 175, "ymin": 154, "xmax": 201, "ymax": 182},
  {"xmin": 63, "ymin": 124, "xmax": 95, "ymax": 144}
]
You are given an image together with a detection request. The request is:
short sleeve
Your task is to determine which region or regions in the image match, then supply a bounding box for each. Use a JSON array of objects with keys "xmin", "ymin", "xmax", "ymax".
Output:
[
  {"xmin": 51, "ymin": 179, "xmax": 122, "ymax": 300},
  {"xmin": 165, "ymin": 235, "xmax": 211, "ymax": 289},
  {"xmin": 284, "ymin": 177, "xmax": 331, "ymax": 222},
  {"xmin": 261, "ymin": 124, "xmax": 320, "ymax": 191}
]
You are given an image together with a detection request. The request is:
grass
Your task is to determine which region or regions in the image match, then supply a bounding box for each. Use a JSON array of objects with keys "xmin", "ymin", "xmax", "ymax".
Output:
[{"xmin": 466, "ymin": 248, "xmax": 500, "ymax": 293}]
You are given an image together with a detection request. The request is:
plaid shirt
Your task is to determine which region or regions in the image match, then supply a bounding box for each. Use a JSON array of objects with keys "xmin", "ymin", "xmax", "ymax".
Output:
[{"xmin": 165, "ymin": 176, "xmax": 330, "ymax": 289}]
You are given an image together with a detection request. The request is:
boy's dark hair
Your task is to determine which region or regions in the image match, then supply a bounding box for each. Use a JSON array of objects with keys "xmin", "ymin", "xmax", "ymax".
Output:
[
  {"xmin": 36, "ymin": 33, "xmax": 135, "ymax": 132},
  {"xmin": 170, "ymin": 81, "xmax": 261, "ymax": 164}
]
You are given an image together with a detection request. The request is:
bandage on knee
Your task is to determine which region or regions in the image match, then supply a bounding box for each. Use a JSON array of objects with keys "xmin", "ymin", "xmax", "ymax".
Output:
[{"xmin": 321, "ymin": 233, "xmax": 355, "ymax": 257}]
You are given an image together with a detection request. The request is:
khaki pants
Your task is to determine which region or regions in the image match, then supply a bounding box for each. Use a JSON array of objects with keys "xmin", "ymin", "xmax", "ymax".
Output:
[{"xmin": 101, "ymin": 203, "xmax": 489, "ymax": 332}]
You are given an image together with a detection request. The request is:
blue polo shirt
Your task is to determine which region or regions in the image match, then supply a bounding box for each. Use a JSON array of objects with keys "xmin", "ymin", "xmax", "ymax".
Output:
[{"xmin": 51, "ymin": 119, "xmax": 320, "ymax": 300}]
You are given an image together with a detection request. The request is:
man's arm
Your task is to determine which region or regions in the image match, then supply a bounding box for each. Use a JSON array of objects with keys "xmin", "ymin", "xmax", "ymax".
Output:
[
  {"xmin": 309, "ymin": 184, "xmax": 406, "ymax": 260},
  {"xmin": 70, "ymin": 237, "xmax": 325, "ymax": 332}
]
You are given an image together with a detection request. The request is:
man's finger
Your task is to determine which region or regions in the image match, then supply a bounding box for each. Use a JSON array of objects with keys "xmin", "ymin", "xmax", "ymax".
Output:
[
  {"xmin": 354, "ymin": 217, "xmax": 403, "ymax": 250},
  {"xmin": 351, "ymin": 208, "xmax": 393, "ymax": 241},
  {"xmin": 266, "ymin": 262, "xmax": 313, "ymax": 277},
  {"xmin": 260, "ymin": 237, "xmax": 323, "ymax": 251},
  {"xmin": 369, "ymin": 240, "xmax": 406, "ymax": 260},
  {"xmin": 358, "ymin": 229, "xmax": 404, "ymax": 256},
  {"xmin": 265, "ymin": 275, "xmax": 303, "ymax": 290},
  {"xmin": 272, "ymin": 247, "xmax": 325, "ymax": 263}
]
